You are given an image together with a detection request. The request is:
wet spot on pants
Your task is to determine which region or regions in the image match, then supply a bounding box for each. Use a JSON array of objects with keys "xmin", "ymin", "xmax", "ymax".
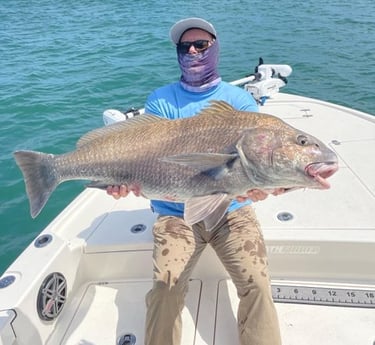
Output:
[
  {"xmin": 164, "ymin": 219, "xmax": 192, "ymax": 245},
  {"xmin": 244, "ymin": 240, "xmax": 255, "ymax": 252},
  {"xmin": 162, "ymin": 248, "xmax": 170, "ymax": 256}
]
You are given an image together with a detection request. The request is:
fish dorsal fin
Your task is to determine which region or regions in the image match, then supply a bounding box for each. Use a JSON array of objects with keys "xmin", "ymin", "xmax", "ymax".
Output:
[
  {"xmin": 77, "ymin": 114, "xmax": 167, "ymax": 148},
  {"xmin": 195, "ymin": 100, "xmax": 238, "ymax": 119},
  {"xmin": 184, "ymin": 194, "xmax": 231, "ymax": 231}
]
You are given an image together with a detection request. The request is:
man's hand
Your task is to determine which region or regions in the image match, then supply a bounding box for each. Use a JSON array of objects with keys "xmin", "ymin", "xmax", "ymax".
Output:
[
  {"xmin": 236, "ymin": 188, "xmax": 285, "ymax": 203},
  {"xmin": 106, "ymin": 184, "xmax": 142, "ymax": 200}
]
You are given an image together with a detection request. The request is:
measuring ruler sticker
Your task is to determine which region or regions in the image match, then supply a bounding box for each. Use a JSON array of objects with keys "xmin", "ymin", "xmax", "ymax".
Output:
[{"xmin": 272, "ymin": 284, "xmax": 375, "ymax": 308}]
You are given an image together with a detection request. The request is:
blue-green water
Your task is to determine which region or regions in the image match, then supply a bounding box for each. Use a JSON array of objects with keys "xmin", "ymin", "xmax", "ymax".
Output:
[{"xmin": 1, "ymin": 0, "xmax": 374, "ymax": 275}]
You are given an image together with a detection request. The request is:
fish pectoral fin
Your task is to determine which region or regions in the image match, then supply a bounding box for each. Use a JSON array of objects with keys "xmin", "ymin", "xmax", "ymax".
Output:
[
  {"xmin": 161, "ymin": 153, "xmax": 238, "ymax": 179},
  {"xmin": 184, "ymin": 194, "xmax": 231, "ymax": 231}
]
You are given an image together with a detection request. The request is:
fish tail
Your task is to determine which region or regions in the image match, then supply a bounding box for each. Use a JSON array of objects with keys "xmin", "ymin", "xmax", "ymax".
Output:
[{"xmin": 13, "ymin": 150, "xmax": 59, "ymax": 218}]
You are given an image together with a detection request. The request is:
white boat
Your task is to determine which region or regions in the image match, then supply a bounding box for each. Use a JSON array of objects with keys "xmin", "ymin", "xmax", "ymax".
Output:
[{"xmin": 1, "ymin": 63, "xmax": 375, "ymax": 345}]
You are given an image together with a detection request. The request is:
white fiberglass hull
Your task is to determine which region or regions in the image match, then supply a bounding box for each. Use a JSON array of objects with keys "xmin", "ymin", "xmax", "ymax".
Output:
[{"xmin": 1, "ymin": 92, "xmax": 374, "ymax": 345}]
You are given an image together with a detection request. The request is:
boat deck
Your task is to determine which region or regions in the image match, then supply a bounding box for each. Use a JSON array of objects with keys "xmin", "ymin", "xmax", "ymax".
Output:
[
  {"xmin": 1, "ymin": 93, "xmax": 375, "ymax": 345},
  {"xmin": 46, "ymin": 184, "xmax": 375, "ymax": 344},
  {"xmin": 49, "ymin": 276, "xmax": 375, "ymax": 345}
]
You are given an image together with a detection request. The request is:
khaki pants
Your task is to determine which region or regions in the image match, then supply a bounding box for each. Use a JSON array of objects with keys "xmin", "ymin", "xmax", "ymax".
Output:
[{"xmin": 145, "ymin": 206, "xmax": 281, "ymax": 345}]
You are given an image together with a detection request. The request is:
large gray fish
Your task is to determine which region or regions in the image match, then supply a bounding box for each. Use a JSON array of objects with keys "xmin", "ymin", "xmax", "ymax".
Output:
[{"xmin": 14, "ymin": 101, "xmax": 338, "ymax": 229}]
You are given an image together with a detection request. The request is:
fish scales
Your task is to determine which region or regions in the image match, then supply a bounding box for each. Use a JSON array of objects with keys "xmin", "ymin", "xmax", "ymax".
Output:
[
  {"xmin": 66, "ymin": 107, "xmax": 249, "ymax": 195},
  {"xmin": 13, "ymin": 100, "xmax": 338, "ymax": 228}
]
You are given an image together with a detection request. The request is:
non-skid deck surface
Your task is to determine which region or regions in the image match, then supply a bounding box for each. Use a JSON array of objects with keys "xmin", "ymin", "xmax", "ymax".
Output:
[
  {"xmin": 216, "ymin": 280, "xmax": 375, "ymax": 345},
  {"xmin": 60, "ymin": 280, "xmax": 201, "ymax": 345},
  {"xmin": 59, "ymin": 279, "xmax": 375, "ymax": 345}
]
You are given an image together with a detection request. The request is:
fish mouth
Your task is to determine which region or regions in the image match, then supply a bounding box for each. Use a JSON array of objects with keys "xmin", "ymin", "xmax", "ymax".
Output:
[{"xmin": 305, "ymin": 162, "xmax": 339, "ymax": 189}]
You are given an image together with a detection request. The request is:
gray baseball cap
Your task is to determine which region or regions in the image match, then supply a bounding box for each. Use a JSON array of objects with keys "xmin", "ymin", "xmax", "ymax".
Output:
[{"xmin": 169, "ymin": 17, "xmax": 217, "ymax": 44}]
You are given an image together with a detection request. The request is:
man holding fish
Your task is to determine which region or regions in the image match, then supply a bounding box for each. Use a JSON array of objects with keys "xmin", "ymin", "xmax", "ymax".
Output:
[
  {"xmin": 15, "ymin": 17, "xmax": 338, "ymax": 345},
  {"xmin": 108, "ymin": 18, "xmax": 284, "ymax": 345}
]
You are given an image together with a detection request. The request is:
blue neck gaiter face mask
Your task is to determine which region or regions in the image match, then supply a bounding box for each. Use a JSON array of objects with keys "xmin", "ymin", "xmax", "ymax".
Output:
[{"xmin": 177, "ymin": 39, "xmax": 221, "ymax": 92}]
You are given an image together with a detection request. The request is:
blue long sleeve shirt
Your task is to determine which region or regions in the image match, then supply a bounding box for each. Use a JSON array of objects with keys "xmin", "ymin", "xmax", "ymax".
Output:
[{"xmin": 144, "ymin": 81, "xmax": 258, "ymax": 217}]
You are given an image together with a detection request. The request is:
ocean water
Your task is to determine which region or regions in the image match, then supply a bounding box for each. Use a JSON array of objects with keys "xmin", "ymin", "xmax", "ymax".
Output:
[{"xmin": 1, "ymin": 0, "xmax": 374, "ymax": 275}]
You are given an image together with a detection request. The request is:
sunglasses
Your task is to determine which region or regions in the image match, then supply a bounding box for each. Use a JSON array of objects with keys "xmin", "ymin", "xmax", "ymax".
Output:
[{"xmin": 177, "ymin": 39, "xmax": 211, "ymax": 54}]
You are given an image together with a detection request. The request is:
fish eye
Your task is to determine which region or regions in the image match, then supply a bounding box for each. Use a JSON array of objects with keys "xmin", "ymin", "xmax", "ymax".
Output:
[{"xmin": 297, "ymin": 135, "xmax": 309, "ymax": 146}]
